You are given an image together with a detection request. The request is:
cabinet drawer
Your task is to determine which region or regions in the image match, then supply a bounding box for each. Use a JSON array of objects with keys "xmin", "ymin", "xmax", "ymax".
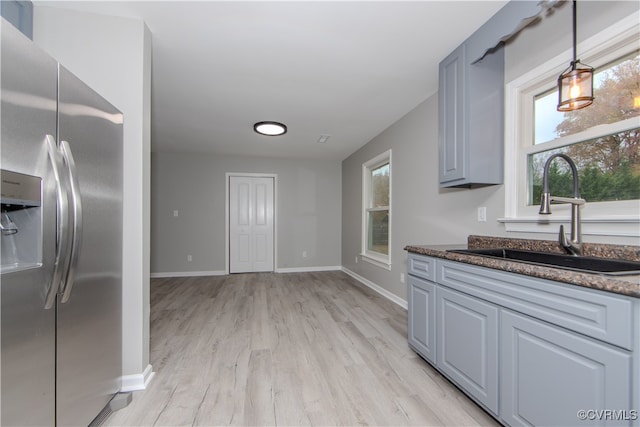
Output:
[
  {"xmin": 408, "ymin": 253, "xmax": 436, "ymax": 281},
  {"xmin": 437, "ymin": 260, "xmax": 634, "ymax": 350}
]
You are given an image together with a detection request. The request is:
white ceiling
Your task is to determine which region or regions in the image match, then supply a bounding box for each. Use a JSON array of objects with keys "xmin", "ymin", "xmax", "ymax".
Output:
[{"xmin": 37, "ymin": 1, "xmax": 508, "ymax": 160}]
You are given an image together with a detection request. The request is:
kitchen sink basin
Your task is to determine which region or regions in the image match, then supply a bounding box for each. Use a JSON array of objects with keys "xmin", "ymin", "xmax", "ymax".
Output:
[{"xmin": 447, "ymin": 248, "xmax": 640, "ymax": 276}]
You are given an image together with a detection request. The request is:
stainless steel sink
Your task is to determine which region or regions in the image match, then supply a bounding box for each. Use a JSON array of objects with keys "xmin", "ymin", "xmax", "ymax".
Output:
[{"xmin": 447, "ymin": 248, "xmax": 640, "ymax": 276}]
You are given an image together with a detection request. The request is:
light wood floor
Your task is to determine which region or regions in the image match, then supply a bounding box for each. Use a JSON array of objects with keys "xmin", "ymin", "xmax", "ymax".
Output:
[{"xmin": 105, "ymin": 271, "xmax": 499, "ymax": 427}]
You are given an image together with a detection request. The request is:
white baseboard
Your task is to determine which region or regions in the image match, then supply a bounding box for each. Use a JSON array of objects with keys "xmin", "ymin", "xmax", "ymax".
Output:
[
  {"xmin": 120, "ymin": 364, "xmax": 155, "ymax": 392},
  {"xmin": 152, "ymin": 267, "xmax": 343, "ymax": 277},
  {"xmin": 151, "ymin": 270, "xmax": 226, "ymax": 278},
  {"xmin": 275, "ymin": 265, "xmax": 342, "ymax": 273},
  {"xmin": 341, "ymin": 267, "xmax": 408, "ymax": 310}
]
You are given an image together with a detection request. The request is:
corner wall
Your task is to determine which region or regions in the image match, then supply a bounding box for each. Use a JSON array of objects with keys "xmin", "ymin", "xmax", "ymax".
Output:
[{"xmin": 33, "ymin": 5, "xmax": 152, "ymax": 387}]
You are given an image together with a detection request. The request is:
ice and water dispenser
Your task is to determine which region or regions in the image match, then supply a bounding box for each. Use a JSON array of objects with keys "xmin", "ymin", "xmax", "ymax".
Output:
[{"xmin": 1, "ymin": 169, "xmax": 42, "ymax": 273}]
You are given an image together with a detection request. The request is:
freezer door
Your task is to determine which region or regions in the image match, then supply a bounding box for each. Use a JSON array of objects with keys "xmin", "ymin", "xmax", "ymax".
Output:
[
  {"xmin": 0, "ymin": 19, "xmax": 58, "ymax": 427},
  {"xmin": 56, "ymin": 66, "xmax": 123, "ymax": 427}
]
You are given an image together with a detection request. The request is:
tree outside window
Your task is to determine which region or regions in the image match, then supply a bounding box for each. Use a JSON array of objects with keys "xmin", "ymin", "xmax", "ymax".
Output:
[
  {"xmin": 368, "ymin": 163, "xmax": 390, "ymax": 255},
  {"xmin": 362, "ymin": 150, "xmax": 391, "ymax": 268},
  {"xmin": 530, "ymin": 53, "xmax": 640, "ymax": 205}
]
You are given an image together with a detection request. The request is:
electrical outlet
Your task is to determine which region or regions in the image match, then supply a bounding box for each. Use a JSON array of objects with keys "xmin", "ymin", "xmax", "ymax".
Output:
[
  {"xmin": 173, "ymin": 210, "xmax": 179, "ymax": 217},
  {"xmin": 477, "ymin": 206, "xmax": 487, "ymax": 222},
  {"xmin": 355, "ymin": 256, "xmax": 358, "ymax": 264},
  {"xmin": 400, "ymin": 273, "xmax": 405, "ymax": 283},
  {"xmin": 302, "ymin": 251, "xmax": 307, "ymax": 258},
  {"xmin": 187, "ymin": 254, "xmax": 192, "ymax": 262}
]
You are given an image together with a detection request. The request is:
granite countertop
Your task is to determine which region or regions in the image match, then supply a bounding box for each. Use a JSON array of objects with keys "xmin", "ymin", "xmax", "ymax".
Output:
[{"xmin": 404, "ymin": 235, "xmax": 640, "ymax": 298}]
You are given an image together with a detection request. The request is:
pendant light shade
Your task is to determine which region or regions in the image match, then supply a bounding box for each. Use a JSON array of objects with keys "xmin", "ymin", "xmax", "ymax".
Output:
[
  {"xmin": 557, "ymin": 61, "xmax": 594, "ymax": 111},
  {"xmin": 557, "ymin": 0, "xmax": 594, "ymax": 112}
]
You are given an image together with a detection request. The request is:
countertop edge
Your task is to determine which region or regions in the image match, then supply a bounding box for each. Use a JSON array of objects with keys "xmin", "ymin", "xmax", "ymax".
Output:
[{"xmin": 405, "ymin": 244, "xmax": 640, "ymax": 299}]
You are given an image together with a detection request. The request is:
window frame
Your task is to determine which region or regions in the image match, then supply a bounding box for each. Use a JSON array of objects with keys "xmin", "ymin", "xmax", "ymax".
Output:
[
  {"xmin": 501, "ymin": 14, "xmax": 640, "ymax": 238},
  {"xmin": 361, "ymin": 149, "xmax": 392, "ymax": 270}
]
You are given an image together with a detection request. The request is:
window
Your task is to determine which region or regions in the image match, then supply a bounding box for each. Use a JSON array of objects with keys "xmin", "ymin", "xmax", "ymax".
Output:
[
  {"xmin": 502, "ymin": 15, "xmax": 640, "ymax": 237},
  {"xmin": 530, "ymin": 53, "xmax": 639, "ymax": 205},
  {"xmin": 362, "ymin": 150, "xmax": 391, "ymax": 269}
]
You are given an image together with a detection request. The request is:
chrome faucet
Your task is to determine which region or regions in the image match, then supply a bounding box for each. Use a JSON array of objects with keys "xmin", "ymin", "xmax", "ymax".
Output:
[{"xmin": 538, "ymin": 153, "xmax": 585, "ymax": 256}]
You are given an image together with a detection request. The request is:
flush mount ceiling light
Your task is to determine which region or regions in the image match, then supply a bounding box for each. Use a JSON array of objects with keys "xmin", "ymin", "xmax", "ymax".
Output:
[
  {"xmin": 557, "ymin": 0, "xmax": 594, "ymax": 112},
  {"xmin": 254, "ymin": 121, "xmax": 287, "ymax": 136}
]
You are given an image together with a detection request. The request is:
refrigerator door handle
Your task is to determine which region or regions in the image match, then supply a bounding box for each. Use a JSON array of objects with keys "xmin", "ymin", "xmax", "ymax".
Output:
[
  {"xmin": 44, "ymin": 135, "xmax": 70, "ymax": 309},
  {"xmin": 59, "ymin": 140, "xmax": 83, "ymax": 304}
]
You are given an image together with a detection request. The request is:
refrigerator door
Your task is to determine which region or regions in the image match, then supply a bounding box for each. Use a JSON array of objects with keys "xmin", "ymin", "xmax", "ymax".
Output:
[
  {"xmin": 0, "ymin": 19, "xmax": 58, "ymax": 427},
  {"xmin": 56, "ymin": 66, "xmax": 123, "ymax": 427}
]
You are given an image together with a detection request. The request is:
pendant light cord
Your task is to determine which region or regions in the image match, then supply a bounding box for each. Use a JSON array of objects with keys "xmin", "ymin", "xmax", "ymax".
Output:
[{"xmin": 572, "ymin": 0, "xmax": 577, "ymax": 66}]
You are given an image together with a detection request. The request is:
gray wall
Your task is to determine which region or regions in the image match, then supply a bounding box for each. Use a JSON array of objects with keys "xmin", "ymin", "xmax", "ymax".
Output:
[
  {"xmin": 151, "ymin": 152, "xmax": 342, "ymax": 274},
  {"xmin": 341, "ymin": 1, "xmax": 639, "ymax": 302},
  {"xmin": 342, "ymin": 97, "xmax": 505, "ymax": 301}
]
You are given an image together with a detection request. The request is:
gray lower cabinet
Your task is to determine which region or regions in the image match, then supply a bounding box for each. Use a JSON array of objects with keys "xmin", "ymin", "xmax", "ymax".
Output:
[
  {"xmin": 501, "ymin": 310, "xmax": 632, "ymax": 427},
  {"xmin": 437, "ymin": 286, "xmax": 499, "ymax": 415},
  {"xmin": 408, "ymin": 276, "xmax": 436, "ymax": 364},
  {"xmin": 406, "ymin": 253, "xmax": 639, "ymax": 427}
]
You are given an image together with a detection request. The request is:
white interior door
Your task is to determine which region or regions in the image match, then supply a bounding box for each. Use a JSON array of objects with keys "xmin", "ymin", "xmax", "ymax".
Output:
[{"xmin": 229, "ymin": 176, "xmax": 274, "ymax": 273}]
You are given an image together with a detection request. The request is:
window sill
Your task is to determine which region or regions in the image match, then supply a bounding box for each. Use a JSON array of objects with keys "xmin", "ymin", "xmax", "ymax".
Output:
[
  {"xmin": 498, "ymin": 216, "xmax": 639, "ymax": 238},
  {"xmin": 360, "ymin": 253, "xmax": 392, "ymax": 271}
]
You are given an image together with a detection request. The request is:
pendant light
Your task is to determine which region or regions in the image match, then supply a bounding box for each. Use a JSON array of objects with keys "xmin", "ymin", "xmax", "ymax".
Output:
[{"xmin": 557, "ymin": 0, "xmax": 594, "ymax": 112}]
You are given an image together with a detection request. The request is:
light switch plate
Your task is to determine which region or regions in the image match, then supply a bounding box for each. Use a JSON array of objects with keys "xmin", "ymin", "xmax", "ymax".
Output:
[{"xmin": 477, "ymin": 207, "xmax": 487, "ymax": 222}]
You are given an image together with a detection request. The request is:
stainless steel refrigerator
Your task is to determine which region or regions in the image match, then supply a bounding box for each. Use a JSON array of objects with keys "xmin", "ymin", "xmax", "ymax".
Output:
[{"xmin": 1, "ymin": 19, "xmax": 124, "ymax": 426}]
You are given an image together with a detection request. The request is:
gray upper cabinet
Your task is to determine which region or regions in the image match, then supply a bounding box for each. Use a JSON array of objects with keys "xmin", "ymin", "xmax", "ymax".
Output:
[
  {"xmin": 1, "ymin": 1, "xmax": 33, "ymax": 39},
  {"xmin": 438, "ymin": 0, "xmax": 543, "ymax": 188},
  {"xmin": 438, "ymin": 44, "xmax": 467, "ymax": 185},
  {"xmin": 438, "ymin": 28, "xmax": 504, "ymax": 188}
]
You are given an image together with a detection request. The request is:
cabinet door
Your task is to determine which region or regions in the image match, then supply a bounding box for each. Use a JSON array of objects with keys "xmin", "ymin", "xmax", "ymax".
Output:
[
  {"xmin": 437, "ymin": 286, "xmax": 499, "ymax": 415},
  {"xmin": 408, "ymin": 276, "xmax": 436, "ymax": 364},
  {"xmin": 0, "ymin": 1, "xmax": 33, "ymax": 39},
  {"xmin": 501, "ymin": 310, "xmax": 632, "ymax": 427},
  {"xmin": 438, "ymin": 43, "xmax": 466, "ymax": 186}
]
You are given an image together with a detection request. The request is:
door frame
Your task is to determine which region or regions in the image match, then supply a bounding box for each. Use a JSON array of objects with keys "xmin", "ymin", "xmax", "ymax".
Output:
[{"xmin": 225, "ymin": 172, "xmax": 278, "ymax": 275}]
